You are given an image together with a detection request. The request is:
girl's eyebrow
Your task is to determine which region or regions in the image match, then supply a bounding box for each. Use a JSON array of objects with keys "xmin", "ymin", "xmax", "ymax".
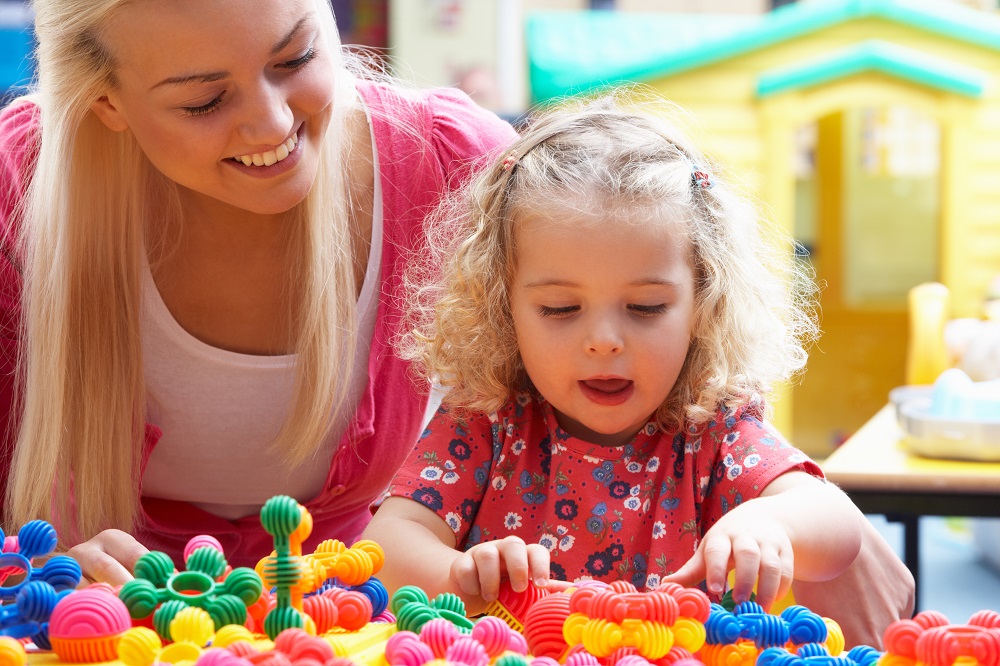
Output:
[
  {"xmin": 524, "ymin": 278, "xmax": 682, "ymax": 289},
  {"xmin": 148, "ymin": 15, "xmax": 313, "ymax": 91}
]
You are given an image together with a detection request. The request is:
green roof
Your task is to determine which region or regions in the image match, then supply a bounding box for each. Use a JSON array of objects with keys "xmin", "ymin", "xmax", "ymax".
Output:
[
  {"xmin": 756, "ymin": 39, "xmax": 987, "ymax": 98},
  {"xmin": 527, "ymin": 0, "xmax": 1000, "ymax": 103}
]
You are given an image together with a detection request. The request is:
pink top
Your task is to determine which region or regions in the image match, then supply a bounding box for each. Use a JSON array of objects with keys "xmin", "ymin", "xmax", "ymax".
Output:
[
  {"xmin": 384, "ymin": 394, "xmax": 823, "ymax": 590},
  {"xmin": 0, "ymin": 81, "xmax": 517, "ymax": 567}
]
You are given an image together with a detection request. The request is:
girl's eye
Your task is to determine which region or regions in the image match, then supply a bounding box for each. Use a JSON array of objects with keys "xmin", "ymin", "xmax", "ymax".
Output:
[
  {"xmin": 628, "ymin": 304, "xmax": 668, "ymax": 316},
  {"xmin": 538, "ymin": 305, "xmax": 578, "ymax": 318},
  {"xmin": 182, "ymin": 95, "xmax": 224, "ymax": 117},
  {"xmin": 281, "ymin": 47, "xmax": 318, "ymax": 70}
]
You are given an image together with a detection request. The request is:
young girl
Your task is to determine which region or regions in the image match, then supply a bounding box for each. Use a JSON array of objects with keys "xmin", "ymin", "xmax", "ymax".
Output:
[{"xmin": 364, "ymin": 93, "xmax": 864, "ymax": 617}]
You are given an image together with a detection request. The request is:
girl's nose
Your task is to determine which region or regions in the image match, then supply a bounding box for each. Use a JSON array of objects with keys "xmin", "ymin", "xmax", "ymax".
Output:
[{"xmin": 587, "ymin": 322, "xmax": 624, "ymax": 355}]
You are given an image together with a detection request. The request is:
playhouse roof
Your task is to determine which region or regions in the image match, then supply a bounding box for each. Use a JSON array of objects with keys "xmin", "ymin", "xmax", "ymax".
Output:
[{"xmin": 526, "ymin": 0, "xmax": 1000, "ymax": 103}]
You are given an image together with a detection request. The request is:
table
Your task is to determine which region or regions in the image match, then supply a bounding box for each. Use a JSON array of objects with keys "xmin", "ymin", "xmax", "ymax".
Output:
[{"xmin": 820, "ymin": 404, "xmax": 1000, "ymax": 610}]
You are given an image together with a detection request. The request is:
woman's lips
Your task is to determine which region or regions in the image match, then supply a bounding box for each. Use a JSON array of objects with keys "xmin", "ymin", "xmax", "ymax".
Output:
[{"xmin": 579, "ymin": 378, "xmax": 634, "ymax": 405}]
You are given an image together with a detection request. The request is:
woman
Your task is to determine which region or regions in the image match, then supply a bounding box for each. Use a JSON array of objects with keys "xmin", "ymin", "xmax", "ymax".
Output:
[{"xmin": 0, "ymin": 0, "xmax": 515, "ymax": 577}]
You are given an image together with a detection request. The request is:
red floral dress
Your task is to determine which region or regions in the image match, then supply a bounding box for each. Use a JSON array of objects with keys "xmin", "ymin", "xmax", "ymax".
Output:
[{"xmin": 381, "ymin": 393, "xmax": 822, "ymax": 590}]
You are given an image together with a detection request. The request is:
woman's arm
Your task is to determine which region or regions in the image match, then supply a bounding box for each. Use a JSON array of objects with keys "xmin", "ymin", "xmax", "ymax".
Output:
[
  {"xmin": 663, "ymin": 471, "xmax": 863, "ymax": 611},
  {"xmin": 791, "ymin": 511, "xmax": 915, "ymax": 649}
]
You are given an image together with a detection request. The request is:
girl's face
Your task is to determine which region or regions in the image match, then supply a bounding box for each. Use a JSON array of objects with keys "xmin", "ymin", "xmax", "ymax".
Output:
[
  {"xmin": 92, "ymin": 0, "xmax": 338, "ymax": 217},
  {"xmin": 510, "ymin": 208, "xmax": 696, "ymax": 447}
]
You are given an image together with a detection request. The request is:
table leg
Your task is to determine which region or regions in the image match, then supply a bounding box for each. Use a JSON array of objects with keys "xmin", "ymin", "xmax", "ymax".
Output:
[{"xmin": 886, "ymin": 513, "xmax": 921, "ymax": 612}]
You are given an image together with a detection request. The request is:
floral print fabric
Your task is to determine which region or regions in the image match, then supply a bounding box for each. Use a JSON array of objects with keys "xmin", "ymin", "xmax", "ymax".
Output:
[{"xmin": 382, "ymin": 393, "xmax": 822, "ymax": 591}]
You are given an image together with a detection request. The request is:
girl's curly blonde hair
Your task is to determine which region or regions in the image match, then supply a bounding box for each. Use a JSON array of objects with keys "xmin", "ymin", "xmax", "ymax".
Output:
[{"xmin": 399, "ymin": 90, "xmax": 819, "ymax": 432}]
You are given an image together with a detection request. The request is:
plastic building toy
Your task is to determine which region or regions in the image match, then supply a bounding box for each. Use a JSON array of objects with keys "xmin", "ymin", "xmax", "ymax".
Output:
[
  {"xmin": 485, "ymin": 580, "xmax": 553, "ymax": 632},
  {"xmin": 881, "ymin": 609, "xmax": 1000, "ymax": 666},
  {"xmin": 48, "ymin": 586, "xmax": 131, "ymax": 662},
  {"xmin": 389, "ymin": 585, "xmax": 473, "ymax": 635},
  {"xmin": 117, "ymin": 536, "xmax": 263, "ymax": 641},
  {"xmin": 256, "ymin": 495, "xmax": 314, "ymax": 639},
  {"xmin": 0, "ymin": 520, "xmax": 81, "ymax": 649},
  {"xmin": 561, "ymin": 581, "xmax": 710, "ymax": 660}
]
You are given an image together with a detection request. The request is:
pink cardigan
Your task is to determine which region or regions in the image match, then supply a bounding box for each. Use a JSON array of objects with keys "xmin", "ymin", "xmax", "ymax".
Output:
[{"xmin": 0, "ymin": 81, "xmax": 516, "ymax": 567}]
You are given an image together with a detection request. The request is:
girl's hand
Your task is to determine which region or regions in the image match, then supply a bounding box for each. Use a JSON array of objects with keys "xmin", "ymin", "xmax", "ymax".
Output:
[
  {"xmin": 662, "ymin": 511, "xmax": 794, "ymax": 611},
  {"xmin": 449, "ymin": 536, "xmax": 551, "ymax": 614},
  {"xmin": 65, "ymin": 529, "xmax": 149, "ymax": 586}
]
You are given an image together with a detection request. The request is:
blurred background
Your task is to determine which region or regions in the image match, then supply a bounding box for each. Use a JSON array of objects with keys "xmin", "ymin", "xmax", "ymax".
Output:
[{"xmin": 5, "ymin": 0, "xmax": 1000, "ymax": 616}]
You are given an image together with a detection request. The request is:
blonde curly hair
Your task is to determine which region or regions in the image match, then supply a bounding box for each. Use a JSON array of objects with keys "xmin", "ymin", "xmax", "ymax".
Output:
[{"xmin": 399, "ymin": 91, "xmax": 818, "ymax": 432}]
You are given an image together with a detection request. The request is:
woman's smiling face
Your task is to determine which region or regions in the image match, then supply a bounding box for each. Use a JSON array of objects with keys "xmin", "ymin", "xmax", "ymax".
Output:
[{"xmin": 92, "ymin": 0, "xmax": 339, "ymax": 216}]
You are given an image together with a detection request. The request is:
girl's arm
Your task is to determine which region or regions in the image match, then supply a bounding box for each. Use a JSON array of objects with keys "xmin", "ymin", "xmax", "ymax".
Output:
[
  {"xmin": 663, "ymin": 470, "xmax": 863, "ymax": 611},
  {"xmin": 363, "ymin": 497, "xmax": 550, "ymax": 616}
]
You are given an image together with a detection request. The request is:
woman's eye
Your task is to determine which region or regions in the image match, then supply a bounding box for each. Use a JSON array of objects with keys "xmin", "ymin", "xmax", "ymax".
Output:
[
  {"xmin": 628, "ymin": 304, "xmax": 668, "ymax": 316},
  {"xmin": 281, "ymin": 47, "xmax": 318, "ymax": 70},
  {"xmin": 182, "ymin": 95, "xmax": 224, "ymax": 116},
  {"xmin": 538, "ymin": 305, "xmax": 578, "ymax": 318}
]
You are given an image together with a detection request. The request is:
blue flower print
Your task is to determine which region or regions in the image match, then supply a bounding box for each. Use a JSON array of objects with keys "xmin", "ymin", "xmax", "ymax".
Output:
[
  {"xmin": 550, "ymin": 562, "xmax": 566, "ymax": 581},
  {"xmin": 586, "ymin": 516, "xmax": 604, "ymax": 535},
  {"xmin": 723, "ymin": 431, "xmax": 740, "ymax": 446},
  {"xmin": 556, "ymin": 483, "xmax": 570, "ymax": 495},
  {"xmin": 412, "ymin": 487, "xmax": 443, "ymax": 512},
  {"xmin": 555, "ymin": 499, "xmax": 578, "ymax": 520},
  {"xmin": 538, "ymin": 434, "xmax": 553, "ymax": 476},
  {"xmin": 660, "ymin": 497, "xmax": 680, "ymax": 511},
  {"xmin": 609, "ymin": 481, "xmax": 629, "ymax": 499},
  {"xmin": 611, "ymin": 520, "xmax": 623, "ymax": 532},
  {"xmin": 607, "ymin": 543, "xmax": 625, "ymax": 562},
  {"xmin": 519, "ymin": 470, "xmax": 533, "ymax": 488},
  {"xmin": 592, "ymin": 461, "xmax": 614, "ymax": 486},
  {"xmin": 726, "ymin": 464, "xmax": 743, "ymax": 481},
  {"xmin": 631, "ymin": 554, "xmax": 648, "ymax": 588},
  {"xmin": 467, "ymin": 526, "xmax": 483, "ymax": 547},
  {"xmin": 645, "ymin": 573, "xmax": 661, "ymax": 590},
  {"xmin": 454, "ymin": 424, "xmax": 468, "ymax": 438},
  {"xmin": 745, "ymin": 453, "xmax": 761, "ymax": 468},
  {"xmin": 593, "ymin": 502, "xmax": 608, "ymax": 517},
  {"xmin": 448, "ymin": 439, "xmax": 472, "ymax": 461},
  {"xmin": 474, "ymin": 463, "xmax": 489, "ymax": 487},
  {"xmin": 646, "ymin": 457, "xmax": 660, "ymax": 472},
  {"xmin": 523, "ymin": 491, "xmax": 547, "ymax": 505}
]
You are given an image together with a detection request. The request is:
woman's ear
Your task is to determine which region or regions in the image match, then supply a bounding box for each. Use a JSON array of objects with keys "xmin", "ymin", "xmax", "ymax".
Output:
[{"xmin": 91, "ymin": 95, "xmax": 128, "ymax": 132}]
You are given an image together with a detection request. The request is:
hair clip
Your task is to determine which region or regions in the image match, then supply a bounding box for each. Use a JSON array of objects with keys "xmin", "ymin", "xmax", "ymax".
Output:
[
  {"xmin": 501, "ymin": 150, "xmax": 519, "ymax": 172},
  {"xmin": 691, "ymin": 167, "xmax": 713, "ymax": 190}
]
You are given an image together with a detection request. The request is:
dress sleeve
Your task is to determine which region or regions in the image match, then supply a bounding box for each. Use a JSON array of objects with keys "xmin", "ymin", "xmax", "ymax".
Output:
[
  {"xmin": 697, "ymin": 403, "xmax": 824, "ymax": 533},
  {"xmin": 0, "ymin": 99, "xmax": 39, "ymax": 519},
  {"xmin": 382, "ymin": 405, "xmax": 500, "ymax": 547},
  {"xmin": 425, "ymin": 87, "xmax": 517, "ymax": 190}
]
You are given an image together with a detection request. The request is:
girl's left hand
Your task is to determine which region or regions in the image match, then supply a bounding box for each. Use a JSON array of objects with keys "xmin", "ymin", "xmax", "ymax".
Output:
[{"xmin": 661, "ymin": 511, "xmax": 794, "ymax": 611}]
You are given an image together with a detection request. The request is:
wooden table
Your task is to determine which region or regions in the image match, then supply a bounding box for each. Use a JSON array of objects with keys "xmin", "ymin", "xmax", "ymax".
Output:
[{"xmin": 820, "ymin": 404, "xmax": 1000, "ymax": 610}]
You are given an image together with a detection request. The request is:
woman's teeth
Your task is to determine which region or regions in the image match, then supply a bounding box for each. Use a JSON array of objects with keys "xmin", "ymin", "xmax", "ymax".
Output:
[{"xmin": 235, "ymin": 133, "xmax": 298, "ymax": 167}]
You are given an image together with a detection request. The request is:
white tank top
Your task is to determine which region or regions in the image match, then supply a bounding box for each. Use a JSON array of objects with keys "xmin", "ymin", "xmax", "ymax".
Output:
[{"xmin": 141, "ymin": 136, "xmax": 384, "ymax": 520}]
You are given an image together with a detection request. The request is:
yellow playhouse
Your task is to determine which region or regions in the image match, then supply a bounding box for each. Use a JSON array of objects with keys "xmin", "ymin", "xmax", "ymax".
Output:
[{"xmin": 527, "ymin": 0, "xmax": 1000, "ymax": 456}]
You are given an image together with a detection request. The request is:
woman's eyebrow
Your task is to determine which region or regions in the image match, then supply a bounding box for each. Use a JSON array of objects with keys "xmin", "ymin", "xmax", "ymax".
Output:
[{"xmin": 149, "ymin": 15, "xmax": 314, "ymax": 91}]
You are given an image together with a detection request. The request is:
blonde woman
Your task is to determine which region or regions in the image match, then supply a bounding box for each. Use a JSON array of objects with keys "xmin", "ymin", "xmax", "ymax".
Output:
[{"xmin": 0, "ymin": 0, "xmax": 515, "ymax": 581}]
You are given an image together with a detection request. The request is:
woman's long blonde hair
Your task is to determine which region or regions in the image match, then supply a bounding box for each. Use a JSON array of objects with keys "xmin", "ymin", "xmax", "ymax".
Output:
[
  {"xmin": 400, "ymin": 91, "xmax": 819, "ymax": 431},
  {"xmin": 7, "ymin": 0, "xmax": 358, "ymax": 542}
]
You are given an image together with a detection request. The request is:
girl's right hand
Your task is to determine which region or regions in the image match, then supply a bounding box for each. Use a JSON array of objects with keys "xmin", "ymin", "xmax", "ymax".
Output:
[
  {"xmin": 65, "ymin": 529, "xmax": 149, "ymax": 586},
  {"xmin": 448, "ymin": 536, "xmax": 551, "ymax": 615}
]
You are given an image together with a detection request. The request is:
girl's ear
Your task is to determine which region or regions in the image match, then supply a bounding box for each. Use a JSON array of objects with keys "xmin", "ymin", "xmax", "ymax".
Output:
[{"xmin": 91, "ymin": 95, "xmax": 129, "ymax": 132}]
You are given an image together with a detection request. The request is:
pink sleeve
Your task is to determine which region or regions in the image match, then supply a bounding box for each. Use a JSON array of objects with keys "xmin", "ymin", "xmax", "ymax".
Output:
[
  {"xmin": 425, "ymin": 87, "xmax": 517, "ymax": 190},
  {"xmin": 0, "ymin": 99, "xmax": 40, "ymax": 518},
  {"xmin": 697, "ymin": 404, "xmax": 824, "ymax": 532}
]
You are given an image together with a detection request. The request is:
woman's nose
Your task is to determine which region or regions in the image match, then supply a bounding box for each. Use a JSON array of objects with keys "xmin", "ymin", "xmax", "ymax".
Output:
[{"xmin": 237, "ymin": 81, "xmax": 295, "ymax": 147}]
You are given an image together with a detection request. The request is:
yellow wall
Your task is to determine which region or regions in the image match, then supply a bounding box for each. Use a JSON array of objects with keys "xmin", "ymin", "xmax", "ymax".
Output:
[{"xmin": 642, "ymin": 17, "xmax": 1000, "ymax": 450}]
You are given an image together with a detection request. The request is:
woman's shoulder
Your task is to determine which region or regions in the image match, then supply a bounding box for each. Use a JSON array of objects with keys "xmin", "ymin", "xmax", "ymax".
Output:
[
  {"xmin": 356, "ymin": 79, "xmax": 515, "ymax": 173},
  {"xmin": 0, "ymin": 97, "xmax": 40, "ymax": 238}
]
